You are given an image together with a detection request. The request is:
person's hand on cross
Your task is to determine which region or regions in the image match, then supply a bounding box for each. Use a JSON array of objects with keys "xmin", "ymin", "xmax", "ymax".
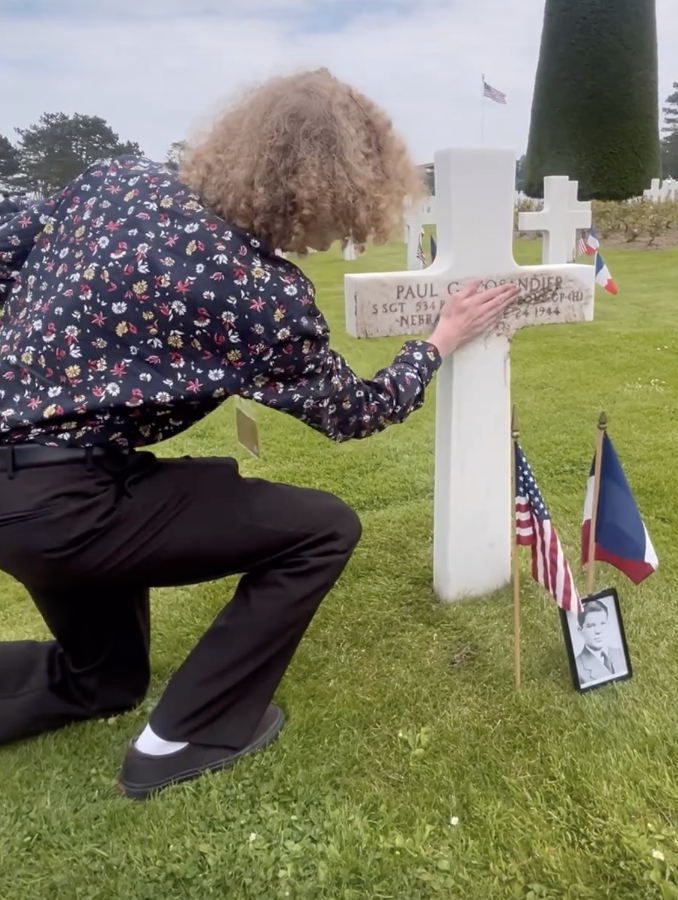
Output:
[{"xmin": 427, "ymin": 280, "xmax": 519, "ymax": 358}]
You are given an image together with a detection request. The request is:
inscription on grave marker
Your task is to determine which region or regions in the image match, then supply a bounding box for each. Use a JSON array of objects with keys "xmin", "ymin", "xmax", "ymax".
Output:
[{"xmin": 350, "ymin": 271, "xmax": 591, "ymax": 339}]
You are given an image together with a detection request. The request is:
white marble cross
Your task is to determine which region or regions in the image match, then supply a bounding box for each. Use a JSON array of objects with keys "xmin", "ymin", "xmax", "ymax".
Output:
[
  {"xmin": 404, "ymin": 197, "xmax": 437, "ymax": 269},
  {"xmin": 345, "ymin": 147, "xmax": 595, "ymax": 602},
  {"xmin": 643, "ymin": 178, "xmax": 663, "ymax": 202},
  {"xmin": 518, "ymin": 176, "xmax": 591, "ymax": 264},
  {"xmin": 644, "ymin": 178, "xmax": 678, "ymax": 202},
  {"xmin": 343, "ymin": 239, "xmax": 357, "ymax": 261}
]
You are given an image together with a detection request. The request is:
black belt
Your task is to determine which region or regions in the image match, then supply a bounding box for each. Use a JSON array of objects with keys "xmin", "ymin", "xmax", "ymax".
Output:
[{"xmin": 0, "ymin": 444, "xmax": 116, "ymax": 474}]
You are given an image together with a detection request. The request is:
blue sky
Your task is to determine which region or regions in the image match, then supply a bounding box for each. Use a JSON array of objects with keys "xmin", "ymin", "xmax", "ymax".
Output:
[{"xmin": 1, "ymin": 0, "xmax": 676, "ymax": 166}]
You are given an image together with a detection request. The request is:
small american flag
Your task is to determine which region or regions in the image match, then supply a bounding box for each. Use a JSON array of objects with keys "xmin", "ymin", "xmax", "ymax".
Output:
[
  {"xmin": 416, "ymin": 228, "xmax": 427, "ymax": 266},
  {"xmin": 483, "ymin": 80, "xmax": 507, "ymax": 105},
  {"xmin": 515, "ymin": 442, "xmax": 582, "ymax": 614}
]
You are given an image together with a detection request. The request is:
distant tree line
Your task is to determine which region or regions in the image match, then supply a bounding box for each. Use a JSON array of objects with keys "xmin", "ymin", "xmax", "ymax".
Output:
[
  {"xmin": 0, "ymin": 113, "xmax": 142, "ymax": 198},
  {"xmin": 2, "ymin": 95, "xmax": 675, "ymax": 204}
]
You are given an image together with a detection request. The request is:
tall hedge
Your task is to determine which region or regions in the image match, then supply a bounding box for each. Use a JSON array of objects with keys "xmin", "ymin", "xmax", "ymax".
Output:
[{"xmin": 523, "ymin": 0, "xmax": 660, "ymax": 200}]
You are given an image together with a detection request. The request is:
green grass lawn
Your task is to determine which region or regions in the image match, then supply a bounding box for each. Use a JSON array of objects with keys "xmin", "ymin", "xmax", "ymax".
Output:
[{"xmin": 2, "ymin": 239, "xmax": 678, "ymax": 900}]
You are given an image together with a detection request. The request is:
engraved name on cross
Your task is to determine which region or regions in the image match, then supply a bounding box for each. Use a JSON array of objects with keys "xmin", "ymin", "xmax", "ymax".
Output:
[
  {"xmin": 518, "ymin": 176, "xmax": 591, "ymax": 264},
  {"xmin": 345, "ymin": 147, "xmax": 596, "ymax": 601}
]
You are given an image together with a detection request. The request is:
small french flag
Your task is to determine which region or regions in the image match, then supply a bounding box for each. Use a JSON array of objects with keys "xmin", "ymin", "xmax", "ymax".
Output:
[
  {"xmin": 579, "ymin": 227, "xmax": 599, "ymax": 256},
  {"xmin": 594, "ymin": 252, "xmax": 617, "ymax": 295},
  {"xmin": 581, "ymin": 432, "xmax": 658, "ymax": 585}
]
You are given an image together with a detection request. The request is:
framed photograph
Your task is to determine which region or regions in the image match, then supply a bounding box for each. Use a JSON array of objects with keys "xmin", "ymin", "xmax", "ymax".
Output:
[{"xmin": 560, "ymin": 589, "xmax": 632, "ymax": 693}]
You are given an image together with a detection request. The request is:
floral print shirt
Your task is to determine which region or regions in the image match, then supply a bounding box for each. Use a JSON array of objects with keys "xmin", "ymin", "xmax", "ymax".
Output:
[{"xmin": 0, "ymin": 156, "xmax": 441, "ymax": 449}]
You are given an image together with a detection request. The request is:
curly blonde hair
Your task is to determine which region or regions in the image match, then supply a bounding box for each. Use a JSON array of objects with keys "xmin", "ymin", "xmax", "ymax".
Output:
[{"xmin": 179, "ymin": 69, "xmax": 425, "ymax": 254}]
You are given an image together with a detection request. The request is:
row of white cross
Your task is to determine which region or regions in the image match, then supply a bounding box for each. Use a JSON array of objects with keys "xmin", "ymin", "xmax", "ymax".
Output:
[
  {"xmin": 643, "ymin": 178, "xmax": 678, "ymax": 203},
  {"xmin": 405, "ymin": 173, "xmax": 591, "ymax": 269},
  {"xmin": 401, "ymin": 176, "xmax": 675, "ymax": 273},
  {"xmin": 344, "ymin": 147, "xmax": 596, "ymax": 602}
]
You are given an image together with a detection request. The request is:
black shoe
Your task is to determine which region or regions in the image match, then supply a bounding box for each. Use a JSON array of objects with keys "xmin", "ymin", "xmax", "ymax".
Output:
[{"xmin": 116, "ymin": 704, "xmax": 285, "ymax": 800}]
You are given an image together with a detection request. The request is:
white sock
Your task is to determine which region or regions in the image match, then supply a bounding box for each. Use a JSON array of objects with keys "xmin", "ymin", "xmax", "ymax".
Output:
[{"xmin": 135, "ymin": 724, "xmax": 189, "ymax": 756}]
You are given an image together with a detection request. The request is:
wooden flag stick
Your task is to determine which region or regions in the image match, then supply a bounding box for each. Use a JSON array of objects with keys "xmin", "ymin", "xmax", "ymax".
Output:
[
  {"xmin": 585, "ymin": 412, "xmax": 608, "ymax": 595},
  {"xmin": 511, "ymin": 405, "xmax": 521, "ymax": 689}
]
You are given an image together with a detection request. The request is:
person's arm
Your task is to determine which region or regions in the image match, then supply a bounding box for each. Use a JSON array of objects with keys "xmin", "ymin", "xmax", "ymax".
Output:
[
  {"xmin": 0, "ymin": 196, "xmax": 62, "ymax": 303},
  {"xmin": 240, "ymin": 327, "xmax": 441, "ymax": 442},
  {"xmin": 237, "ymin": 276, "xmax": 517, "ymax": 442}
]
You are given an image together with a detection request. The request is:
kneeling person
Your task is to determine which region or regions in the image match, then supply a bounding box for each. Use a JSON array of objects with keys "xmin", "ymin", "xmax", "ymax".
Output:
[{"xmin": 0, "ymin": 69, "xmax": 518, "ymax": 799}]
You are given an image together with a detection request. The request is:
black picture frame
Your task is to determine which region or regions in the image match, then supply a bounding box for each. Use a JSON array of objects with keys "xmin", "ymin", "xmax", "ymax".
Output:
[{"xmin": 559, "ymin": 588, "xmax": 633, "ymax": 693}]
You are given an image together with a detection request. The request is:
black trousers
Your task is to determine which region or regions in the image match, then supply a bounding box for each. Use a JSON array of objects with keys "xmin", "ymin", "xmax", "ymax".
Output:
[{"xmin": 0, "ymin": 450, "xmax": 361, "ymax": 748}]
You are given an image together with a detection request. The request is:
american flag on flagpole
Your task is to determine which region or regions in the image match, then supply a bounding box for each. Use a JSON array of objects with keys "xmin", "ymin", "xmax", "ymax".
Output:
[
  {"xmin": 483, "ymin": 79, "xmax": 507, "ymax": 105},
  {"xmin": 514, "ymin": 442, "xmax": 582, "ymax": 614},
  {"xmin": 416, "ymin": 228, "xmax": 427, "ymax": 266}
]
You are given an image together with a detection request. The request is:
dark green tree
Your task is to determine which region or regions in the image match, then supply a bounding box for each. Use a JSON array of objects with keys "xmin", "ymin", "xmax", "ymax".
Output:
[
  {"xmin": 14, "ymin": 113, "xmax": 141, "ymax": 197},
  {"xmin": 661, "ymin": 82, "xmax": 678, "ymax": 178},
  {"xmin": 166, "ymin": 140, "xmax": 187, "ymax": 171},
  {"xmin": 662, "ymin": 81, "xmax": 678, "ymax": 136},
  {"xmin": 0, "ymin": 134, "xmax": 21, "ymax": 189},
  {"xmin": 662, "ymin": 134, "xmax": 678, "ymax": 178},
  {"xmin": 523, "ymin": 0, "xmax": 661, "ymax": 200},
  {"xmin": 515, "ymin": 154, "xmax": 526, "ymax": 192}
]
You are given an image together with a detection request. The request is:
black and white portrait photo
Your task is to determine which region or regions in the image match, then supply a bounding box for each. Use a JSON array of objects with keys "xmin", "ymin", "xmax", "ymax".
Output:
[{"xmin": 560, "ymin": 590, "xmax": 632, "ymax": 692}]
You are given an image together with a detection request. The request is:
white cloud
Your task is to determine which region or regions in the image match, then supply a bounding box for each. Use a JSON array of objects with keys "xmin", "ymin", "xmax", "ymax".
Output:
[{"xmin": 1, "ymin": 0, "xmax": 676, "ymax": 167}]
